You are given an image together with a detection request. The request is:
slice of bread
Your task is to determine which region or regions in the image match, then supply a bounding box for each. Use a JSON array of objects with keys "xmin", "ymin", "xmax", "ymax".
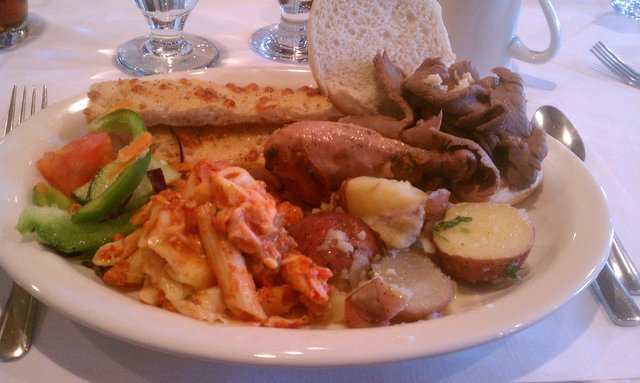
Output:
[
  {"xmin": 307, "ymin": 0, "xmax": 455, "ymax": 116},
  {"xmin": 83, "ymin": 78, "xmax": 342, "ymax": 126},
  {"xmin": 149, "ymin": 123, "xmax": 279, "ymax": 182}
]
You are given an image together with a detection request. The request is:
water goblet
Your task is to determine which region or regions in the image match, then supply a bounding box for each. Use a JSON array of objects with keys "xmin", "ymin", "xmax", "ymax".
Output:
[
  {"xmin": 117, "ymin": 0, "xmax": 219, "ymax": 76},
  {"xmin": 249, "ymin": 0, "xmax": 313, "ymax": 63},
  {"xmin": 610, "ymin": 0, "xmax": 640, "ymax": 19},
  {"xmin": 0, "ymin": 0, "xmax": 28, "ymax": 49}
]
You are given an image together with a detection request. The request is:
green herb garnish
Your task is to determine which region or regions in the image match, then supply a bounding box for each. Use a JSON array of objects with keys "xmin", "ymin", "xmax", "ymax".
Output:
[
  {"xmin": 505, "ymin": 261, "xmax": 522, "ymax": 281},
  {"xmin": 432, "ymin": 215, "xmax": 472, "ymax": 242},
  {"xmin": 432, "ymin": 216, "xmax": 472, "ymax": 233}
]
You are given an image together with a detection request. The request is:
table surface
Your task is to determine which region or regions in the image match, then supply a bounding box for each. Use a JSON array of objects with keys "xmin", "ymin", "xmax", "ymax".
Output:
[{"xmin": 1, "ymin": 0, "xmax": 639, "ymax": 382}]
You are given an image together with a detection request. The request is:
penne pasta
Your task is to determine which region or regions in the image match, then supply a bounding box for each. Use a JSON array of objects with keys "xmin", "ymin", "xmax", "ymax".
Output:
[
  {"xmin": 93, "ymin": 160, "xmax": 334, "ymax": 328},
  {"xmin": 196, "ymin": 203, "xmax": 267, "ymax": 323}
]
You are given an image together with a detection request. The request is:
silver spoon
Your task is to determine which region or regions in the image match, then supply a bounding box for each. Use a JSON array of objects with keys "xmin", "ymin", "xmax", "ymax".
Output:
[{"xmin": 533, "ymin": 105, "xmax": 640, "ymax": 326}]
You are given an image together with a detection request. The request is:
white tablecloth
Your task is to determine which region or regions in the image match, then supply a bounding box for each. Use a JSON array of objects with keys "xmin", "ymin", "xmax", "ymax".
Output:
[{"xmin": 1, "ymin": 0, "xmax": 639, "ymax": 381}]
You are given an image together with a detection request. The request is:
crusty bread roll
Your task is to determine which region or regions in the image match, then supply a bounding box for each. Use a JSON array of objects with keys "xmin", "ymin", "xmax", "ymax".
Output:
[
  {"xmin": 307, "ymin": 0, "xmax": 455, "ymax": 116},
  {"xmin": 83, "ymin": 78, "xmax": 342, "ymax": 126}
]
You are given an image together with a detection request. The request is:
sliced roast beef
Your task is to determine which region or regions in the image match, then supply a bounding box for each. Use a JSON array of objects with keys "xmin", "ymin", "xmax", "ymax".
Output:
[
  {"xmin": 403, "ymin": 58, "xmax": 547, "ymax": 191},
  {"xmin": 404, "ymin": 59, "xmax": 491, "ymax": 117},
  {"xmin": 264, "ymin": 121, "xmax": 498, "ymax": 205},
  {"xmin": 400, "ymin": 119, "xmax": 500, "ymax": 202}
]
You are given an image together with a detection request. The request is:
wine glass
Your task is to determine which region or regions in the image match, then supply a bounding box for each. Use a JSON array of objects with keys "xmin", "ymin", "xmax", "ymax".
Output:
[
  {"xmin": 249, "ymin": 0, "xmax": 312, "ymax": 63},
  {"xmin": 117, "ymin": 0, "xmax": 219, "ymax": 76}
]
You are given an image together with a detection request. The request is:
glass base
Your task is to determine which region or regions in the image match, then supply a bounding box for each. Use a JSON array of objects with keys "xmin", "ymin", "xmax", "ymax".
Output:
[
  {"xmin": 0, "ymin": 19, "xmax": 28, "ymax": 49},
  {"xmin": 249, "ymin": 23, "xmax": 308, "ymax": 64},
  {"xmin": 116, "ymin": 34, "xmax": 220, "ymax": 76}
]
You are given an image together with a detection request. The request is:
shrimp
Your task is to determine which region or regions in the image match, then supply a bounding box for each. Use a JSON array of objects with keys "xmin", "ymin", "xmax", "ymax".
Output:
[
  {"xmin": 185, "ymin": 161, "xmax": 284, "ymax": 269},
  {"xmin": 281, "ymin": 251, "xmax": 333, "ymax": 305}
]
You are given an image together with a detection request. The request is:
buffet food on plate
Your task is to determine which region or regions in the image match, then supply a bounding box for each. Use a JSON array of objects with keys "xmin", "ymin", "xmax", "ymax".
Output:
[{"xmin": 16, "ymin": 0, "xmax": 546, "ymax": 329}]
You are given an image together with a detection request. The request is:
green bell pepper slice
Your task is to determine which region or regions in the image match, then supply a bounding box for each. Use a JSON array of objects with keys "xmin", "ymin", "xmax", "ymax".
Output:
[
  {"xmin": 17, "ymin": 206, "xmax": 137, "ymax": 254},
  {"xmin": 72, "ymin": 109, "xmax": 151, "ymax": 224},
  {"xmin": 87, "ymin": 108, "xmax": 147, "ymax": 138},
  {"xmin": 72, "ymin": 151, "xmax": 151, "ymax": 223}
]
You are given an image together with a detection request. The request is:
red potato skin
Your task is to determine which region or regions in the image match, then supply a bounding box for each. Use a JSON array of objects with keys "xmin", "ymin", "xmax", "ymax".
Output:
[
  {"xmin": 423, "ymin": 188, "xmax": 450, "ymax": 230},
  {"xmin": 345, "ymin": 277, "xmax": 408, "ymax": 328},
  {"xmin": 435, "ymin": 249, "xmax": 531, "ymax": 284},
  {"xmin": 287, "ymin": 211, "xmax": 381, "ymax": 277}
]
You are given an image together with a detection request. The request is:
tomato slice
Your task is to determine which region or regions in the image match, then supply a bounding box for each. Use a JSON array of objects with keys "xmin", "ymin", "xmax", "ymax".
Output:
[{"xmin": 37, "ymin": 131, "xmax": 117, "ymax": 196}]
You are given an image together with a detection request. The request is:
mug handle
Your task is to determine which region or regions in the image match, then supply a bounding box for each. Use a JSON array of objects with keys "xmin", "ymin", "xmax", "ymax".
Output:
[{"xmin": 508, "ymin": 0, "xmax": 562, "ymax": 63}]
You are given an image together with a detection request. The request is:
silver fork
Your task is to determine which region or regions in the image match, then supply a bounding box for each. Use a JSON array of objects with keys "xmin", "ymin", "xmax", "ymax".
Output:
[
  {"xmin": 0, "ymin": 85, "xmax": 47, "ymax": 362},
  {"xmin": 591, "ymin": 41, "xmax": 640, "ymax": 89},
  {"xmin": 588, "ymin": 44, "xmax": 640, "ymax": 295}
]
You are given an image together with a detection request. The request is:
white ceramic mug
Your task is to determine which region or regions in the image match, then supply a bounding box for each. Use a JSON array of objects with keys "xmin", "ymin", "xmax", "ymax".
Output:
[{"xmin": 438, "ymin": 0, "xmax": 562, "ymax": 75}]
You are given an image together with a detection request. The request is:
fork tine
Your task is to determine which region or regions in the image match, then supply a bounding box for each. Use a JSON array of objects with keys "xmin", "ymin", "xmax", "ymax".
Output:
[
  {"xmin": 18, "ymin": 86, "xmax": 27, "ymax": 125},
  {"xmin": 4, "ymin": 85, "xmax": 17, "ymax": 136},
  {"xmin": 596, "ymin": 41, "xmax": 640, "ymax": 79},
  {"xmin": 30, "ymin": 86, "xmax": 36, "ymax": 117},
  {"xmin": 4, "ymin": 85, "xmax": 48, "ymax": 137},
  {"xmin": 41, "ymin": 86, "xmax": 48, "ymax": 110},
  {"xmin": 591, "ymin": 46, "xmax": 621, "ymax": 76},
  {"xmin": 591, "ymin": 41, "xmax": 640, "ymax": 81},
  {"xmin": 592, "ymin": 45, "xmax": 638, "ymax": 83},
  {"xmin": 593, "ymin": 45, "xmax": 635, "ymax": 81}
]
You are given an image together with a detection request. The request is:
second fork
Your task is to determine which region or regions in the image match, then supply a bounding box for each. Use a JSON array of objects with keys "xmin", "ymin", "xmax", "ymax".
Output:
[
  {"xmin": 0, "ymin": 85, "xmax": 47, "ymax": 362},
  {"xmin": 591, "ymin": 41, "xmax": 640, "ymax": 89}
]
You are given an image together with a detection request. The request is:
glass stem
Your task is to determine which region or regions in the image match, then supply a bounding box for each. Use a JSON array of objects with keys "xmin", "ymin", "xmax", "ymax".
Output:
[
  {"xmin": 273, "ymin": 13, "xmax": 308, "ymax": 51},
  {"xmin": 278, "ymin": 16, "xmax": 307, "ymax": 34},
  {"xmin": 143, "ymin": 12, "xmax": 193, "ymax": 57}
]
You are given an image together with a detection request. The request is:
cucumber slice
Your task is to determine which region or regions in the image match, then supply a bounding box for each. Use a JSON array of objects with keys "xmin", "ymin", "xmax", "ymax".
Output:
[
  {"xmin": 71, "ymin": 181, "xmax": 91, "ymax": 204},
  {"xmin": 123, "ymin": 157, "xmax": 182, "ymax": 211},
  {"xmin": 151, "ymin": 157, "xmax": 181, "ymax": 184},
  {"xmin": 87, "ymin": 159, "xmax": 123, "ymax": 201},
  {"xmin": 32, "ymin": 183, "xmax": 72, "ymax": 210}
]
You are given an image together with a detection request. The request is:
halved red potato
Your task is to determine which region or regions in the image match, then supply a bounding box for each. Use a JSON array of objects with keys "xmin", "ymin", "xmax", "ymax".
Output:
[
  {"xmin": 372, "ymin": 249, "xmax": 455, "ymax": 322},
  {"xmin": 432, "ymin": 203, "xmax": 535, "ymax": 284},
  {"xmin": 339, "ymin": 176, "xmax": 427, "ymax": 249},
  {"xmin": 287, "ymin": 211, "xmax": 381, "ymax": 288}
]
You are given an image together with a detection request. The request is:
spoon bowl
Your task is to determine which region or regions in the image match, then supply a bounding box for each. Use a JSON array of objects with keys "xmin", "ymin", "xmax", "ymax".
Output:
[
  {"xmin": 532, "ymin": 105, "xmax": 640, "ymax": 326},
  {"xmin": 532, "ymin": 105, "xmax": 586, "ymax": 161}
]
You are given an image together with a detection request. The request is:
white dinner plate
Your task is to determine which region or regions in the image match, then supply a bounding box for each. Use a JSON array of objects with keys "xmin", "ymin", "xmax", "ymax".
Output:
[{"xmin": 0, "ymin": 67, "xmax": 612, "ymax": 367}]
